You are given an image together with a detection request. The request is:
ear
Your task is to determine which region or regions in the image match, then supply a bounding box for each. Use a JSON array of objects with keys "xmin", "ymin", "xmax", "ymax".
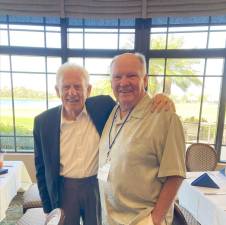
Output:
[
  {"xmin": 143, "ymin": 75, "xmax": 148, "ymax": 90},
  {"xmin": 87, "ymin": 84, "xmax": 92, "ymax": 97},
  {"xmin": 55, "ymin": 85, "xmax": 60, "ymax": 98}
]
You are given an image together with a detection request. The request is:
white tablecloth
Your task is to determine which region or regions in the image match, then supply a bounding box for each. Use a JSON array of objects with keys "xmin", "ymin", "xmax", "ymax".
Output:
[
  {"xmin": 178, "ymin": 171, "xmax": 226, "ymax": 225},
  {"xmin": 0, "ymin": 161, "xmax": 32, "ymax": 222}
]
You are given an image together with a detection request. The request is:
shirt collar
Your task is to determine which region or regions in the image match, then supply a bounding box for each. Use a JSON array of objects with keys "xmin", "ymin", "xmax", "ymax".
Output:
[
  {"xmin": 60, "ymin": 106, "xmax": 88, "ymax": 126},
  {"xmin": 114, "ymin": 93, "xmax": 150, "ymax": 125},
  {"xmin": 130, "ymin": 93, "xmax": 150, "ymax": 119}
]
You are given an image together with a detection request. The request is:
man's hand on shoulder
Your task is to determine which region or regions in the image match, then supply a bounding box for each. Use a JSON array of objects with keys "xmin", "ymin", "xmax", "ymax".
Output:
[{"xmin": 150, "ymin": 93, "xmax": 176, "ymax": 113}]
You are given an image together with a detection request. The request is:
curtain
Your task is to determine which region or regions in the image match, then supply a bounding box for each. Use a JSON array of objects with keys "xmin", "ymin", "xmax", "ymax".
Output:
[{"xmin": 0, "ymin": 0, "xmax": 226, "ymax": 18}]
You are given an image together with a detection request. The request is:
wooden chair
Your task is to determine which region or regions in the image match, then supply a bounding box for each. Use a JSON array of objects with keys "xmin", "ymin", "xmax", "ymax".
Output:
[{"xmin": 186, "ymin": 143, "xmax": 217, "ymax": 172}]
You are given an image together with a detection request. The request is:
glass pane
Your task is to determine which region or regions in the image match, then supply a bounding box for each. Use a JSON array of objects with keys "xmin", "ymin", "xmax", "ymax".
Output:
[
  {"xmin": 166, "ymin": 58, "xmax": 205, "ymax": 76},
  {"xmin": 85, "ymin": 58, "xmax": 112, "ymax": 74},
  {"xmin": 169, "ymin": 26, "xmax": 208, "ymax": 32},
  {"xmin": 9, "ymin": 25, "xmax": 44, "ymax": 30},
  {"xmin": 221, "ymin": 109, "xmax": 226, "ymax": 161},
  {"xmin": 46, "ymin": 26, "xmax": 61, "ymax": 32},
  {"xmin": 16, "ymin": 136, "xmax": 34, "ymax": 151},
  {"xmin": 0, "ymin": 30, "xmax": 8, "ymax": 45},
  {"xmin": 68, "ymin": 57, "xmax": 84, "ymax": 67},
  {"xmin": 149, "ymin": 58, "xmax": 165, "ymax": 75},
  {"xmin": 119, "ymin": 33, "xmax": 134, "ymax": 49},
  {"xmin": 0, "ymin": 72, "xmax": 14, "ymax": 136},
  {"xmin": 10, "ymin": 31, "xmax": 44, "ymax": 47},
  {"xmin": 150, "ymin": 34, "xmax": 166, "ymax": 49},
  {"xmin": 168, "ymin": 33, "xmax": 207, "ymax": 49},
  {"xmin": 85, "ymin": 33, "xmax": 117, "ymax": 49},
  {"xmin": 13, "ymin": 73, "xmax": 46, "ymax": 136},
  {"xmin": 223, "ymin": 110, "xmax": 226, "ymax": 145},
  {"xmin": 0, "ymin": 55, "xmax": 10, "ymax": 71},
  {"xmin": 68, "ymin": 33, "xmax": 83, "ymax": 49},
  {"xmin": 206, "ymin": 58, "xmax": 224, "ymax": 76},
  {"xmin": 166, "ymin": 76, "xmax": 203, "ymax": 142},
  {"xmin": 148, "ymin": 76, "xmax": 164, "ymax": 95},
  {"xmin": 90, "ymin": 76, "xmax": 113, "ymax": 97},
  {"xmin": 0, "ymin": 137, "xmax": 15, "ymax": 151},
  {"xmin": 210, "ymin": 25, "xmax": 226, "ymax": 30},
  {"xmin": 11, "ymin": 56, "xmax": 45, "ymax": 72},
  {"xmin": 151, "ymin": 27, "xmax": 167, "ymax": 33},
  {"xmin": 208, "ymin": 32, "xmax": 226, "ymax": 48},
  {"xmin": 46, "ymin": 32, "xmax": 61, "ymax": 48},
  {"xmin": 47, "ymin": 57, "xmax": 62, "ymax": 73},
  {"xmin": 199, "ymin": 77, "xmax": 222, "ymax": 143},
  {"xmin": 220, "ymin": 146, "xmax": 226, "ymax": 162},
  {"xmin": 48, "ymin": 74, "xmax": 60, "ymax": 109}
]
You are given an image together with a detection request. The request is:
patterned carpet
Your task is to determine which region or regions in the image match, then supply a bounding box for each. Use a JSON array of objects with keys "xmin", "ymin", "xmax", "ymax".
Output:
[{"xmin": 0, "ymin": 193, "xmax": 23, "ymax": 225}]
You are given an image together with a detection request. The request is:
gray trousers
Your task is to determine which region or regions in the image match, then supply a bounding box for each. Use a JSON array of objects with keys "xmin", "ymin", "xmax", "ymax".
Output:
[{"xmin": 60, "ymin": 175, "xmax": 101, "ymax": 225}]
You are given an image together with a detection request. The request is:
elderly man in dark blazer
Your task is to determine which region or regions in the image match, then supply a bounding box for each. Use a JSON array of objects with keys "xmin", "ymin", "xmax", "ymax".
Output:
[{"xmin": 33, "ymin": 62, "xmax": 174, "ymax": 225}]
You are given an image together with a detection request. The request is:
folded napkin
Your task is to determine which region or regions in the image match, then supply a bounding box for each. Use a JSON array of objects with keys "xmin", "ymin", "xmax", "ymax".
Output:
[
  {"xmin": 0, "ymin": 168, "xmax": 8, "ymax": 175},
  {"xmin": 191, "ymin": 172, "xmax": 219, "ymax": 189},
  {"xmin": 220, "ymin": 167, "xmax": 226, "ymax": 176}
]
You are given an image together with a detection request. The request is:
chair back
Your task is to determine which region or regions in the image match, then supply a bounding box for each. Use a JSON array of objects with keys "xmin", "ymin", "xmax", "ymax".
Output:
[
  {"xmin": 186, "ymin": 143, "xmax": 217, "ymax": 172},
  {"xmin": 172, "ymin": 203, "xmax": 188, "ymax": 225},
  {"xmin": 45, "ymin": 208, "xmax": 65, "ymax": 225}
]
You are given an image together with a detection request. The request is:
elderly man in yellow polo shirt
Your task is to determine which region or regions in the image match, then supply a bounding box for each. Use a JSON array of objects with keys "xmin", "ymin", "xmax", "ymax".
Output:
[{"xmin": 98, "ymin": 53, "xmax": 186, "ymax": 225}]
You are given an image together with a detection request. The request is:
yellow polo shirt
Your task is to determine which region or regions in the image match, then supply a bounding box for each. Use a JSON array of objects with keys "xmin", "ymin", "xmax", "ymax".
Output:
[{"xmin": 99, "ymin": 94, "xmax": 186, "ymax": 225}]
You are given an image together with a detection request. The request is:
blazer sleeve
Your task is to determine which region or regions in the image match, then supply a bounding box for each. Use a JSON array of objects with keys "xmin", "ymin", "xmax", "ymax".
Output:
[
  {"xmin": 33, "ymin": 116, "xmax": 52, "ymax": 213},
  {"xmin": 86, "ymin": 95, "xmax": 116, "ymax": 136}
]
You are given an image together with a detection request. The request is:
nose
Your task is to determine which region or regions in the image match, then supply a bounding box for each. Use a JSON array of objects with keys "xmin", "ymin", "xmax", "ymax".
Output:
[
  {"xmin": 119, "ymin": 76, "xmax": 130, "ymax": 86},
  {"xmin": 68, "ymin": 86, "xmax": 78, "ymax": 95}
]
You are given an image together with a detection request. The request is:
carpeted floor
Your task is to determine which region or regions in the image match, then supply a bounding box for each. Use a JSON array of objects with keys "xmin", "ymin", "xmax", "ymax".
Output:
[{"xmin": 0, "ymin": 193, "xmax": 23, "ymax": 225}]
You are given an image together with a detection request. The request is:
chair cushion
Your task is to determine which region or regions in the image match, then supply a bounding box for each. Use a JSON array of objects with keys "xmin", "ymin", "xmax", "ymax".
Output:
[
  {"xmin": 16, "ymin": 208, "xmax": 46, "ymax": 225},
  {"xmin": 23, "ymin": 183, "xmax": 42, "ymax": 213}
]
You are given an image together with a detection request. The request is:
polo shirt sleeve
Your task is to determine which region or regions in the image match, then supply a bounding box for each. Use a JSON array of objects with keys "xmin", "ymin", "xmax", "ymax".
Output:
[{"xmin": 157, "ymin": 113, "xmax": 186, "ymax": 178}]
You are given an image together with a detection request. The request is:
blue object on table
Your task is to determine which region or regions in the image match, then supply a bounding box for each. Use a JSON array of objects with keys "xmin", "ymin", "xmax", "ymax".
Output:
[
  {"xmin": 0, "ymin": 168, "xmax": 8, "ymax": 175},
  {"xmin": 219, "ymin": 167, "xmax": 226, "ymax": 176},
  {"xmin": 191, "ymin": 172, "xmax": 220, "ymax": 189}
]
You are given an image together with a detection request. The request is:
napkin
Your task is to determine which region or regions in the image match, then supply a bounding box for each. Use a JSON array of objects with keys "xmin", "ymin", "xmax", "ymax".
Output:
[
  {"xmin": 219, "ymin": 167, "xmax": 226, "ymax": 176},
  {"xmin": 191, "ymin": 172, "xmax": 220, "ymax": 189},
  {"xmin": 0, "ymin": 168, "xmax": 8, "ymax": 175}
]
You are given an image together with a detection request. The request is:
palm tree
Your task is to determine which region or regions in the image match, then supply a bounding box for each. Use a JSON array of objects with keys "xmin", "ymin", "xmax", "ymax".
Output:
[{"xmin": 149, "ymin": 36, "xmax": 202, "ymax": 95}]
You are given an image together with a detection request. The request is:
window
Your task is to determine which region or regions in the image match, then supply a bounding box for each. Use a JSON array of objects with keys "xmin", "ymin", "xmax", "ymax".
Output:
[{"xmin": 0, "ymin": 15, "xmax": 226, "ymax": 162}]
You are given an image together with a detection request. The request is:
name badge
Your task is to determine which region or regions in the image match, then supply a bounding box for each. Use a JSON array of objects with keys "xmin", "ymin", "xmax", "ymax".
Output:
[{"xmin": 97, "ymin": 163, "xmax": 110, "ymax": 182}]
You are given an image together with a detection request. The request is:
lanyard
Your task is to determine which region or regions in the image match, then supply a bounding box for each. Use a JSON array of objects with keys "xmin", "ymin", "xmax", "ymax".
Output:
[{"xmin": 107, "ymin": 105, "xmax": 133, "ymax": 160}]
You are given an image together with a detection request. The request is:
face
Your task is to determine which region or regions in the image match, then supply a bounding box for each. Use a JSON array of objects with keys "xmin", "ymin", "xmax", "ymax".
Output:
[
  {"xmin": 111, "ymin": 54, "xmax": 147, "ymax": 112},
  {"xmin": 55, "ymin": 70, "xmax": 91, "ymax": 119}
]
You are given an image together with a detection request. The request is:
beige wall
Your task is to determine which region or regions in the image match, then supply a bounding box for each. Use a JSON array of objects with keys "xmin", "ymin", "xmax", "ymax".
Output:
[{"xmin": 4, "ymin": 153, "xmax": 36, "ymax": 182}]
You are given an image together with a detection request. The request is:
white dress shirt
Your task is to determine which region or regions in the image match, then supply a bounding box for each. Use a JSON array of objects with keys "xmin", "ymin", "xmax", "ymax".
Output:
[{"xmin": 60, "ymin": 107, "xmax": 100, "ymax": 178}]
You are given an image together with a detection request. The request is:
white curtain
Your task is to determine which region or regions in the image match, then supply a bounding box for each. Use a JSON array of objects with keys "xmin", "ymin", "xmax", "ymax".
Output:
[{"xmin": 0, "ymin": 0, "xmax": 226, "ymax": 18}]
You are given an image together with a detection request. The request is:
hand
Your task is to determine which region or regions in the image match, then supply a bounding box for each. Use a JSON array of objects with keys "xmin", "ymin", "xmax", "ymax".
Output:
[
  {"xmin": 150, "ymin": 93, "xmax": 176, "ymax": 113},
  {"xmin": 150, "ymin": 211, "xmax": 162, "ymax": 225}
]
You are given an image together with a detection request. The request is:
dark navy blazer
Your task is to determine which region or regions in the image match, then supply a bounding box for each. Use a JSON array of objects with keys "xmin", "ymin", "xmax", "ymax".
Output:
[{"xmin": 33, "ymin": 95, "xmax": 116, "ymax": 213}]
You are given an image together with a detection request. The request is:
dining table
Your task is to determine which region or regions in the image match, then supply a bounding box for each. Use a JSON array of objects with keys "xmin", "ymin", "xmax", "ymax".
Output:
[
  {"xmin": 178, "ymin": 171, "xmax": 226, "ymax": 225},
  {"xmin": 0, "ymin": 161, "xmax": 32, "ymax": 222}
]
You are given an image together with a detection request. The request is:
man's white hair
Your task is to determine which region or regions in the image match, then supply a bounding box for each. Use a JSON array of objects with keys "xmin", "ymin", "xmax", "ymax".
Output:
[
  {"xmin": 110, "ymin": 52, "xmax": 147, "ymax": 77},
  {"xmin": 56, "ymin": 62, "xmax": 89, "ymax": 86}
]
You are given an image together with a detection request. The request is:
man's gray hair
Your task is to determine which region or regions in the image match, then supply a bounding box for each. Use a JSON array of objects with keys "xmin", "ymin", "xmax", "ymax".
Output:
[
  {"xmin": 56, "ymin": 62, "xmax": 89, "ymax": 86},
  {"xmin": 110, "ymin": 52, "xmax": 147, "ymax": 76}
]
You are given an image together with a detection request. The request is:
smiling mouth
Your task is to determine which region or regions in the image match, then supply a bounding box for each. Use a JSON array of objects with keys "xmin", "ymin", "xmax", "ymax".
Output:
[{"xmin": 66, "ymin": 99, "xmax": 79, "ymax": 103}]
